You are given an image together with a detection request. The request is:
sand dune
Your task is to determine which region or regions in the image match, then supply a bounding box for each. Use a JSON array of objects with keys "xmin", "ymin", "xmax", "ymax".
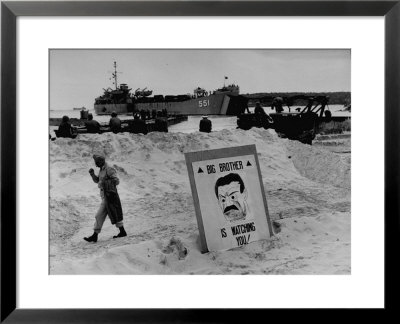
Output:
[{"xmin": 49, "ymin": 128, "xmax": 350, "ymax": 274}]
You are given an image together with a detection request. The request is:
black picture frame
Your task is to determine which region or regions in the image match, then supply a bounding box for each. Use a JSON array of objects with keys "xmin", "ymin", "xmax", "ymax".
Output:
[{"xmin": 1, "ymin": 0, "xmax": 399, "ymax": 322}]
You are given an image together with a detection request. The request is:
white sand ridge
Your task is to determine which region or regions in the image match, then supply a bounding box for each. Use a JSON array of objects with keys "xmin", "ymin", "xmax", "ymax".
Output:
[{"xmin": 50, "ymin": 128, "xmax": 350, "ymax": 274}]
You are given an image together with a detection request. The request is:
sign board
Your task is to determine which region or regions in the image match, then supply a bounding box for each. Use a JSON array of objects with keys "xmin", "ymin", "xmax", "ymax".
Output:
[{"xmin": 185, "ymin": 145, "xmax": 273, "ymax": 253}]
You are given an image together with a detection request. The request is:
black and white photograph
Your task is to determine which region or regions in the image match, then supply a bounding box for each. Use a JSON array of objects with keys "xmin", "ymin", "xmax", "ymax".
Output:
[{"xmin": 49, "ymin": 49, "xmax": 351, "ymax": 275}]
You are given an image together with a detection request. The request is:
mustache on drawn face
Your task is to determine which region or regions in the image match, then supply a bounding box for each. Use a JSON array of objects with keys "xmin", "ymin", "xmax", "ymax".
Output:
[{"xmin": 223, "ymin": 205, "xmax": 239, "ymax": 214}]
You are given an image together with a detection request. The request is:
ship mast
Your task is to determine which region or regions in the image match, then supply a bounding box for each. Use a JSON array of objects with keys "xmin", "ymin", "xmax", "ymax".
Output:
[{"xmin": 112, "ymin": 61, "xmax": 118, "ymax": 90}]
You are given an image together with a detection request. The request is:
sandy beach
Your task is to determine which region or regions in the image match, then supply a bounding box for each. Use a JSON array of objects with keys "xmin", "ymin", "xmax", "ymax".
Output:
[{"xmin": 49, "ymin": 128, "xmax": 350, "ymax": 274}]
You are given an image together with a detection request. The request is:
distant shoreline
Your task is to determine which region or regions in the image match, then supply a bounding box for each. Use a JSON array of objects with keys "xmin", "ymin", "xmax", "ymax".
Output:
[{"xmin": 246, "ymin": 91, "xmax": 351, "ymax": 106}]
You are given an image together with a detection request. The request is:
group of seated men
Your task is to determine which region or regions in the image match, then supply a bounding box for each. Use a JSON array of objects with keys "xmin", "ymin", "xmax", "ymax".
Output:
[{"xmin": 55, "ymin": 111, "xmax": 169, "ymax": 138}]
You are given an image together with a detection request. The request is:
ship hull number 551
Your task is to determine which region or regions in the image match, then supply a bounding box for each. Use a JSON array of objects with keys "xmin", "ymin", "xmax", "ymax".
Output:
[{"xmin": 198, "ymin": 100, "xmax": 210, "ymax": 108}]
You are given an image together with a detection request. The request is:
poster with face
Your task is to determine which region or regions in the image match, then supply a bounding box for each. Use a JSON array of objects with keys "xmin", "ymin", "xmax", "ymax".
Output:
[{"xmin": 185, "ymin": 145, "xmax": 273, "ymax": 253}]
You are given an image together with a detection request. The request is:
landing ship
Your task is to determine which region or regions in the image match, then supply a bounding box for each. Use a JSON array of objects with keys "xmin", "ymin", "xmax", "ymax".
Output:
[{"xmin": 94, "ymin": 62, "xmax": 249, "ymax": 116}]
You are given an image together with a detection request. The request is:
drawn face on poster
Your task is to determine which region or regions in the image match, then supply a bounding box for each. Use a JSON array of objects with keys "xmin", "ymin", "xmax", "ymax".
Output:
[
  {"xmin": 215, "ymin": 173, "xmax": 248, "ymax": 222},
  {"xmin": 187, "ymin": 151, "xmax": 272, "ymax": 252}
]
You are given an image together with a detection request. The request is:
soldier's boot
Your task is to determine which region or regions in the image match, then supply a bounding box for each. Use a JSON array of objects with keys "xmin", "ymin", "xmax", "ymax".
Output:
[
  {"xmin": 113, "ymin": 226, "xmax": 127, "ymax": 239},
  {"xmin": 84, "ymin": 232, "xmax": 98, "ymax": 243}
]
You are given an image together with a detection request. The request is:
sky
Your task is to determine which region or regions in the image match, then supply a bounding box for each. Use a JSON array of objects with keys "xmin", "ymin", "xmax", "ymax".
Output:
[{"xmin": 50, "ymin": 49, "xmax": 350, "ymax": 110}]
